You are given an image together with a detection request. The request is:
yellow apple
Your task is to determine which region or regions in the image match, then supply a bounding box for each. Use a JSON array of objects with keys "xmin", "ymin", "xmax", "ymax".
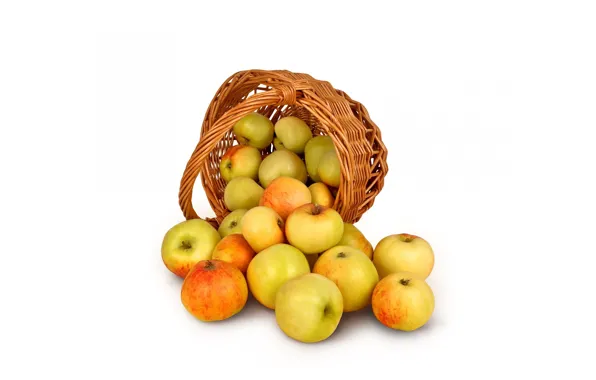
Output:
[
  {"xmin": 233, "ymin": 112, "xmax": 274, "ymax": 150},
  {"xmin": 371, "ymin": 271, "xmax": 434, "ymax": 331},
  {"xmin": 317, "ymin": 150, "xmax": 341, "ymax": 188},
  {"xmin": 258, "ymin": 150, "xmax": 308, "ymax": 188},
  {"xmin": 161, "ymin": 219, "xmax": 221, "ymax": 278},
  {"xmin": 246, "ymin": 243, "xmax": 310, "ymax": 309},
  {"xmin": 241, "ymin": 206, "xmax": 285, "ymax": 253},
  {"xmin": 219, "ymin": 145, "xmax": 262, "ymax": 183},
  {"xmin": 308, "ymin": 182, "xmax": 334, "ymax": 208},
  {"xmin": 275, "ymin": 273, "xmax": 343, "ymax": 343},
  {"xmin": 285, "ymin": 203, "xmax": 344, "ymax": 254},
  {"xmin": 337, "ymin": 223, "xmax": 373, "ymax": 259},
  {"xmin": 313, "ymin": 245, "xmax": 379, "ymax": 312},
  {"xmin": 217, "ymin": 209, "xmax": 247, "ymax": 237},
  {"xmin": 223, "ymin": 177, "xmax": 264, "ymax": 211},
  {"xmin": 373, "ymin": 233, "xmax": 435, "ymax": 279},
  {"xmin": 304, "ymin": 135, "xmax": 335, "ymax": 182},
  {"xmin": 259, "ymin": 176, "xmax": 312, "ymax": 221},
  {"xmin": 274, "ymin": 116, "xmax": 313, "ymax": 154}
]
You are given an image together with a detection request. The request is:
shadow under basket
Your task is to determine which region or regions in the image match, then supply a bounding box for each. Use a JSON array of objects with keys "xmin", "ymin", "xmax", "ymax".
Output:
[{"xmin": 178, "ymin": 69, "xmax": 389, "ymax": 229}]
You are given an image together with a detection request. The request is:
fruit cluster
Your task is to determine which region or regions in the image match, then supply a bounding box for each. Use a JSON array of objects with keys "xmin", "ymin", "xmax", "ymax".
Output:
[{"xmin": 161, "ymin": 113, "xmax": 436, "ymax": 343}]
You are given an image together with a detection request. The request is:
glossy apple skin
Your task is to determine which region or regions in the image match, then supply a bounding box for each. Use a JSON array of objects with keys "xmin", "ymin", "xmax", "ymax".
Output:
[
  {"xmin": 314, "ymin": 245, "xmax": 378, "ymax": 312},
  {"xmin": 258, "ymin": 150, "xmax": 308, "ymax": 188},
  {"xmin": 259, "ymin": 176, "xmax": 312, "ymax": 220},
  {"xmin": 223, "ymin": 177, "xmax": 264, "ymax": 211},
  {"xmin": 211, "ymin": 234, "xmax": 256, "ymax": 273},
  {"xmin": 317, "ymin": 150, "xmax": 341, "ymax": 188},
  {"xmin": 232, "ymin": 113, "xmax": 274, "ymax": 150},
  {"xmin": 246, "ymin": 244, "xmax": 310, "ymax": 309},
  {"xmin": 219, "ymin": 145, "xmax": 262, "ymax": 182},
  {"xmin": 373, "ymin": 233, "xmax": 435, "ymax": 279},
  {"xmin": 308, "ymin": 182, "xmax": 334, "ymax": 208},
  {"xmin": 304, "ymin": 136, "xmax": 335, "ymax": 182},
  {"xmin": 181, "ymin": 260, "xmax": 248, "ymax": 322},
  {"xmin": 241, "ymin": 206, "xmax": 285, "ymax": 252},
  {"xmin": 371, "ymin": 271, "xmax": 434, "ymax": 331},
  {"xmin": 275, "ymin": 273, "xmax": 343, "ymax": 343},
  {"xmin": 337, "ymin": 223, "xmax": 373, "ymax": 259},
  {"xmin": 161, "ymin": 219, "xmax": 221, "ymax": 278},
  {"xmin": 218, "ymin": 209, "xmax": 247, "ymax": 238},
  {"xmin": 274, "ymin": 116, "xmax": 313, "ymax": 154},
  {"xmin": 285, "ymin": 203, "xmax": 344, "ymax": 254}
]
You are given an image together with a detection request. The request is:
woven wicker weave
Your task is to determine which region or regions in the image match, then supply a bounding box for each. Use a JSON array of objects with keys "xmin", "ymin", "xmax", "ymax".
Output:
[{"xmin": 178, "ymin": 69, "xmax": 388, "ymax": 229}]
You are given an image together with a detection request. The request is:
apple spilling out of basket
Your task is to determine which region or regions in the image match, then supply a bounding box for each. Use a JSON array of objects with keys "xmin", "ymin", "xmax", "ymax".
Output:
[{"xmin": 161, "ymin": 112, "xmax": 436, "ymax": 343}]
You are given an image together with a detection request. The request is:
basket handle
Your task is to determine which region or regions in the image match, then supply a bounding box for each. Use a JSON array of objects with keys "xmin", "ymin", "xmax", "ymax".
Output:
[{"xmin": 178, "ymin": 87, "xmax": 299, "ymax": 226}]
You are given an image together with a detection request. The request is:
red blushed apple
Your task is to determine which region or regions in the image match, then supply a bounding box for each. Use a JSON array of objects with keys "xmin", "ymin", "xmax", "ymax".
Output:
[
  {"xmin": 259, "ymin": 176, "xmax": 312, "ymax": 220},
  {"xmin": 211, "ymin": 234, "xmax": 256, "ymax": 274},
  {"xmin": 181, "ymin": 260, "xmax": 248, "ymax": 322},
  {"xmin": 371, "ymin": 271, "xmax": 434, "ymax": 331}
]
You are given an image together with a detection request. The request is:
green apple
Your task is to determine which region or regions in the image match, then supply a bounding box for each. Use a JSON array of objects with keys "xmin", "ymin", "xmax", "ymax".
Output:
[
  {"xmin": 285, "ymin": 203, "xmax": 344, "ymax": 254},
  {"xmin": 233, "ymin": 113, "xmax": 274, "ymax": 150},
  {"xmin": 274, "ymin": 116, "xmax": 313, "ymax": 154},
  {"xmin": 275, "ymin": 273, "xmax": 343, "ymax": 343},
  {"xmin": 337, "ymin": 223, "xmax": 373, "ymax": 259},
  {"xmin": 273, "ymin": 137, "xmax": 287, "ymax": 151},
  {"xmin": 313, "ymin": 245, "xmax": 379, "ymax": 312},
  {"xmin": 304, "ymin": 136, "xmax": 335, "ymax": 182},
  {"xmin": 218, "ymin": 209, "xmax": 247, "ymax": 237},
  {"xmin": 223, "ymin": 177, "xmax": 264, "ymax": 211},
  {"xmin": 219, "ymin": 145, "xmax": 262, "ymax": 182},
  {"xmin": 317, "ymin": 150, "xmax": 341, "ymax": 188},
  {"xmin": 161, "ymin": 219, "xmax": 221, "ymax": 278},
  {"xmin": 246, "ymin": 243, "xmax": 310, "ymax": 309},
  {"xmin": 258, "ymin": 150, "xmax": 308, "ymax": 188}
]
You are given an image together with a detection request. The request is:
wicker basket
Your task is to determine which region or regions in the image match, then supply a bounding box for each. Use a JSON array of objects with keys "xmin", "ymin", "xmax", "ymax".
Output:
[{"xmin": 178, "ymin": 69, "xmax": 389, "ymax": 229}]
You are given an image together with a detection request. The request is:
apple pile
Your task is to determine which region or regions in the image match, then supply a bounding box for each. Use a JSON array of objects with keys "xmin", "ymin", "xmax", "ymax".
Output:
[{"xmin": 161, "ymin": 112, "xmax": 437, "ymax": 343}]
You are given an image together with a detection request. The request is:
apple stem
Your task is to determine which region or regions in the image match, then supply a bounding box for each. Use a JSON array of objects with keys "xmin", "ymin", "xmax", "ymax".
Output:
[
  {"xmin": 312, "ymin": 204, "xmax": 322, "ymax": 215},
  {"xmin": 337, "ymin": 252, "xmax": 347, "ymax": 258},
  {"xmin": 204, "ymin": 260, "xmax": 216, "ymax": 270},
  {"xmin": 399, "ymin": 278, "xmax": 411, "ymax": 286}
]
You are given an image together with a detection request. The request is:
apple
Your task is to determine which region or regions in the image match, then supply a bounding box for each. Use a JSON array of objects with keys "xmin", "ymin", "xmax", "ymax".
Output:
[
  {"xmin": 317, "ymin": 150, "xmax": 341, "ymax": 188},
  {"xmin": 259, "ymin": 176, "xmax": 312, "ymax": 220},
  {"xmin": 241, "ymin": 206, "xmax": 285, "ymax": 252},
  {"xmin": 371, "ymin": 271, "xmax": 434, "ymax": 331},
  {"xmin": 285, "ymin": 203, "xmax": 344, "ymax": 254},
  {"xmin": 217, "ymin": 209, "xmax": 247, "ymax": 237},
  {"xmin": 232, "ymin": 112, "xmax": 274, "ymax": 150},
  {"xmin": 223, "ymin": 177, "xmax": 264, "ymax": 211},
  {"xmin": 181, "ymin": 259, "xmax": 248, "ymax": 322},
  {"xmin": 308, "ymin": 182, "xmax": 334, "ymax": 208},
  {"xmin": 219, "ymin": 145, "xmax": 262, "ymax": 183},
  {"xmin": 211, "ymin": 234, "xmax": 256, "ymax": 273},
  {"xmin": 246, "ymin": 243, "xmax": 310, "ymax": 309},
  {"xmin": 161, "ymin": 219, "xmax": 221, "ymax": 278},
  {"xmin": 273, "ymin": 137, "xmax": 287, "ymax": 151},
  {"xmin": 337, "ymin": 223, "xmax": 373, "ymax": 259},
  {"xmin": 258, "ymin": 150, "xmax": 308, "ymax": 188},
  {"xmin": 274, "ymin": 116, "xmax": 313, "ymax": 154},
  {"xmin": 373, "ymin": 233, "xmax": 435, "ymax": 279},
  {"xmin": 313, "ymin": 245, "xmax": 378, "ymax": 312},
  {"xmin": 304, "ymin": 135, "xmax": 335, "ymax": 182},
  {"xmin": 275, "ymin": 273, "xmax": 343, "ymax": 343}
]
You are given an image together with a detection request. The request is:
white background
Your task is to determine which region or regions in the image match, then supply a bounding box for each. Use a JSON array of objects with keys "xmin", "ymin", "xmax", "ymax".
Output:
[{"xmin": 1, "ymin": 0, "xmax": 595, "ymax": 378}]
